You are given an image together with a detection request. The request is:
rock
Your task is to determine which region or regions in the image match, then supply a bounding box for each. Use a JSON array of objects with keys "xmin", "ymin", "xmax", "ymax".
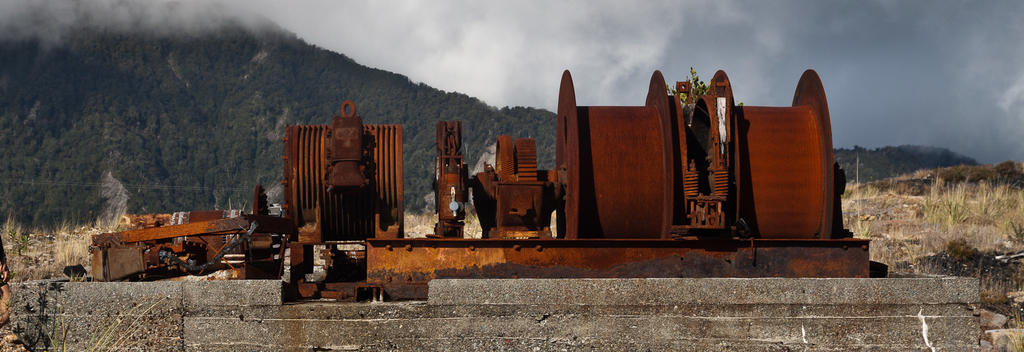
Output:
[
  {"xmin": 1008, "ymin": 291, "xmax": 1024, "ymax": 304},
  {"xmin": 986, "ymin": 329, "xmax": 1024, "ymax": 351},
  {"xmin": 62, "ymin": 264, "xmax": 87, "ymax": 278},
  {"xmin": 981, "ymin": 309, "xmax": 1010, "ymax": 330},
  {"xmin": 981, "ymin": 339, "xmax": 995, "ymax": 352},
  {"xmin": 0, "ymin": 332, "xmax": 27, "ymax": 352}
]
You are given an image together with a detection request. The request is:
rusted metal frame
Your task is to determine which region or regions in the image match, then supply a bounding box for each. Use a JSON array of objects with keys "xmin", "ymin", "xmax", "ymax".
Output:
[
  {"xmin": 556, "ymin": 70, "xmax": 578, "ymax": 239},
  {"xmin": 104, "ymin": 215, "xmax": 295, "ymax": 244},
  {"xmin": 114, "ymin": 217, "xmax": 250, "ymax": 243},
  {"xmin": 645, "ymin": 70, "xmax": 676, "ymax": 239},
  {"xmin": 369, "ymin": 124, "xmax": 404, "ymax": 238},
  {"xmin": 365, "ymin": 238, "xmax": 870, "ymax": 272},
  {"xmin": 366, "ymin": 237, "xmax": 869, "ymax": 248},
  {"xmin": 435, "ymin": 121, "xmax": 467, "ymax": 238},
  {"xmin": 791, "ymin": 70, "xmax": 835, "ymax": 238},
  {"xmin": 671, "ymin": 81, "xmax": 690, "ymax": 230},
  {"xmin": 161, "ymin": 222, "xmax": 259, "ymax": 274},
  {"xmin": 282, "ymin": 126, "xmax": 297, "ymax": 224},
  {"xmin": 365, "ymin": 237, "xmax": 870, "ymax": 299}
]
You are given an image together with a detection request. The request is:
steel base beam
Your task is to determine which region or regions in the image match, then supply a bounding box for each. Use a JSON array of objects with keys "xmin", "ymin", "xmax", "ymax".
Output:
[{"xmin": 366, "ymin": 238, "xmax": 870, "ymax": 300}]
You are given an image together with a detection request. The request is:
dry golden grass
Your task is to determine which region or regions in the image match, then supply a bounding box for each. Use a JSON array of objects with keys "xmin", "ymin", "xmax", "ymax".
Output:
[
  {"xmin": 846, "ymin": 179, "xmax": 1024, "ymax": 261},
  {"xmin": 1, "ymin": 215, "xmax": 117, "ymax": 283},
  {"xmin": 845, "ymin": 168, "xmax": 1024, "ymax": 303},
  {"xmin": 403, "ymin": 207, "xmax": 557, "ymax": 238},
  {"xmin": 404, "ymin": 209, "xmax": 484, "ymax": 238},
  {"xmin": 844, "ymin": 166, "xmax": 1024, "ymax": 304}
]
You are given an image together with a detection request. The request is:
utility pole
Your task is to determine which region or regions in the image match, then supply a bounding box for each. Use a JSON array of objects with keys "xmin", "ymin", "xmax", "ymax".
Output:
[{"xmin": 856, "ymin": 152, "xmax": 860, "ymax": 184}]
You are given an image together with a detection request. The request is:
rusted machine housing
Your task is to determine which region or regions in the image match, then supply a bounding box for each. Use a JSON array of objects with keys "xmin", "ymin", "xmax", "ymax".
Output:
[
  {"xmin": 282, "ymin": 100, "xmax": 403, "ymax": 297},
  {"xmin": 90, "ymin": 186, "xmax": 294, "ymax": 281},
  {"xmin": 471, "ymin": 136, "xmax": 556, "ymax": 238},
  {"xmin": 368, "ymin": 69, "xmax": 866, "ymax": 300},
  {"xmin": 283, "ymin": 100, "xmax": 403, "ymax": 241}
]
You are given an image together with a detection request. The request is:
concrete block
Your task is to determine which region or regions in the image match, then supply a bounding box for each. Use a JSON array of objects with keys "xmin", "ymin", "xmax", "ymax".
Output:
[
  {"xmin": 428, "ymin": 277, "xmax": 979, "ymax": 305},
  {"xmin": 179, "ymin": 301, "xmax": 976, "ymax": 349},
  {"xmin": 10, "ymin": 278, "xmax": 980, "ymax": 351},
  {"xmin": 182, "ymin": 279, "xmax": 282, "ymax": 311},
  {"xmin": 10, "ymin": 280, "xmax": 184, "ymax": 351},
  {"xmin": 12, "ymin": 280, "xmax": 183, "ymax": 315}
]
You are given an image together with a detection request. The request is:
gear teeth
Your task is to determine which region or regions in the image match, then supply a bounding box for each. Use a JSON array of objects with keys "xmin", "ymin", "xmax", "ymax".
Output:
[
  {"xmin": 514, "ymin": 138, "xmax": 538, "ymax": 181},
  {"xmin": 496, "ymin": 135, "xmax": 515, "ymax": 182},
  {"xmin": 712, "ymin": 166, "xmax": 729, "ymax": 197}
]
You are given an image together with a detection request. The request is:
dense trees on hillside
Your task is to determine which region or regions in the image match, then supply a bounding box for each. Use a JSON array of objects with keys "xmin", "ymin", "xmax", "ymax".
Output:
[
  {"xmin": 0, "ymin": 26, "xmax": 555, "ymax": 227},
  {"xmin": 834, "ymin": 145, "xmax": 977, "ymax": 183}
]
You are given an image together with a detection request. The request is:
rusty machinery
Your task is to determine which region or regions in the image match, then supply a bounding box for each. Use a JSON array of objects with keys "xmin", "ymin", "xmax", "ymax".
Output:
[
  {"xmin": 91, "ymin": 71, "xmax": 868, "ymax": 301},
  {"xmin": 90, "ymin": 100, "xmax": 405, "ymax": 300},
  {"xmin": 367, "ymin": 69, "xmax": 865, "ymax": 299},
  {"xmin": 447, "ymin": 69, "xmax": 849, "ymax": 239},
  {"xmin": 470, "ymin": 134, "xmax": 557, "ymax": 239},
  {"xmin": 282, "ymin": 100, "xmax": 403, "ymax": 299},
  {"xmin": 91, "ymin": 186, "xmax": 294, "ymax": 281}
]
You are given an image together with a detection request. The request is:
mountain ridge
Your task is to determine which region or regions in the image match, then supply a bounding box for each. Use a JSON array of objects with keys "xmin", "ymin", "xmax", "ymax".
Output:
[{"xmin": 834, "ymin": 145, "xmax": 978, "ymax": 183}]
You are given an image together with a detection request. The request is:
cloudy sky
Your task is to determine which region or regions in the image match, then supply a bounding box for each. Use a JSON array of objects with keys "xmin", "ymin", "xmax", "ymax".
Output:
[{"xmin": 3, "ymin": 0, "xmax": 1023, "ymax": 162}]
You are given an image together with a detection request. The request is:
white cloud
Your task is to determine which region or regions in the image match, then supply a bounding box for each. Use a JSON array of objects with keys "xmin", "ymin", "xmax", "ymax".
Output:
[
  {"xmin": 231, "ymin": 1, "xmax": 683, "ymax": 108},
  {"xmin": 3, "ymin": 0, "xmax": 1024, "ymax": 162},
  {"xmin": 1000, "ymin": 74, "xmax": 1024, "ymax": 112}
]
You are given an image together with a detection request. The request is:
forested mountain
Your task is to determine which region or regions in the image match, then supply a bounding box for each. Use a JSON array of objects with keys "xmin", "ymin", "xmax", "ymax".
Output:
[
  {"xmin": 0, "ymin": 24, "xmax": 554, "ymax": 227},
  {"xmin": 834, "ymin": 145, "xmax": 977, "ymax": 183}
]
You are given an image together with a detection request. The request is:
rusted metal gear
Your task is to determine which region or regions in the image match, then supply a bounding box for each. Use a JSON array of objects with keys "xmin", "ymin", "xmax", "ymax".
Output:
[
  {"xmin": 495, "ymin": 135, "xmax": 516, "ymax": 182},
  {"xmin": 513, "ymin": 138, "xmax": 538, "ymax": 181}
]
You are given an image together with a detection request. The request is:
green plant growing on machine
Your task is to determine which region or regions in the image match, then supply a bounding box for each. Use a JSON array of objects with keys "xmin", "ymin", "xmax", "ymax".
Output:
[
  {"xmin": 667, "ymin": 67, "xmax": 742, "ymax": 106},
  {"xmin": 666, "ymin": 67, "xmax": 709, "ymax": 102}
]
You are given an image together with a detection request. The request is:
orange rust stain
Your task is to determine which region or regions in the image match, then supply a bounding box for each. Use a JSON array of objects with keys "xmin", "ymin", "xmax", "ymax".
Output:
[{"xmin": 372, "ymin": 247, "xmax": 510, "ymax": 273}]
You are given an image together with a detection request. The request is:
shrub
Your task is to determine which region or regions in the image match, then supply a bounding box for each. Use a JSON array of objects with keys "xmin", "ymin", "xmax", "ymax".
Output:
[
  {"xmin": 1008, "ymin": 221, "xmax": 1024, "ymax": 244},
  {"xmin": 937, "ymin": 165, "xmax": 998, "ymax": 183},
  {"xmin": 945, "ymin": 238, "xmax": 976, "ymax": 261},
  {"xmin": 995, "ymin": 160, "xmax": 1022, "ymax": 179}
]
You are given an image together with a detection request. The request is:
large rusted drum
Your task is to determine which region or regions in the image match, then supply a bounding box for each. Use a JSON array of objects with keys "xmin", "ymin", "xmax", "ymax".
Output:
[
  {"xmin": 556, "ymin": 70, "xmax": 675, "ymax": 239},
  {"xmin": 737, "ymin": 70, "xmax": 835, "ymax": 238}
]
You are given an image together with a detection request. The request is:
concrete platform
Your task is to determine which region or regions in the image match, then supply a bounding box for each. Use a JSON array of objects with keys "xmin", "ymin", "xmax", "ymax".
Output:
[{"xmin": 10, "ymin": 277, "xmax": 980, "ymax": 351}]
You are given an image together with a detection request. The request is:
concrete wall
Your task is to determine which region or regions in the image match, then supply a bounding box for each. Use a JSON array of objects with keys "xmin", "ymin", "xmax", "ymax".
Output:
[{"xmin": 11, "ymin": 277, "xmax": 979, "ymax": 351}]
